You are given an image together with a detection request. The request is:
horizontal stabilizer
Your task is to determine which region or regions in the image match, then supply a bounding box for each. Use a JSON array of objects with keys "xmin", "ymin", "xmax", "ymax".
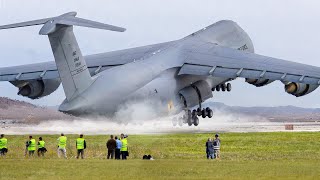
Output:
[
  {"xmin": 0, "ymin": 12, "xmax": 126, "ymax": 35},
  {"xmin": 0, "ymin": 18, "xmax": 50, "ymax": 30},
  {"xmin": 59, "ymin": 17, "xmax": 126, "ymax": 32},
  {"xmin": 0, "ymin": 12, "xmax": 126, "ymax": 101}
]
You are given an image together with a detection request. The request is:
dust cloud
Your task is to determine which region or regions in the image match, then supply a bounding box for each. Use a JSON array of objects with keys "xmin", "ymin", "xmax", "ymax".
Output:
[{"xmin": 3, "ymin": 100, "xmax": 306, "ymax": 135}]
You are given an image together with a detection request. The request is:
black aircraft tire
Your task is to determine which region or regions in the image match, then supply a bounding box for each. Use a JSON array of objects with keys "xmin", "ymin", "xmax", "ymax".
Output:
[
  {"xmin": 221, "ymin": 84, "xmax": 226, "ymax": 91},
  {"xmin": 202, "ymin": 109, "xmax": 207, "ymax": 118},
  {"xmin": 192, "ymin": 110, "xmax": 197, "ymax": 117},
  {"xmin": 187, "ymin": 113, "xmax": 193, "ymax": 126},
  {"xmin": 227, "ymin": 83, "xmax": 232, "ymax": 92},
  {"xmin": 193, "ymin": 117, "xmax": 199, "ymax": 126},
  {"xmin": 207, "ymin": 109, "xmax": 213, "ymax": 118},
  {"xmin": 197, "ymin": 108, "xmax": 202, "ymax": 116}
]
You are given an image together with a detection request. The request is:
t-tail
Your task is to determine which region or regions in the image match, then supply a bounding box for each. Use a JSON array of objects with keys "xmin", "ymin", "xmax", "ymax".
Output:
[{"xmin": 0, "ymin": 12, "xmax": 126, "ymax": 101}]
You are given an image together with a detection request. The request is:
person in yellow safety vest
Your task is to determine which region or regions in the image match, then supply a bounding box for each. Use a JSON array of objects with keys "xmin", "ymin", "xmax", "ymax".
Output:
[
  {"xmin": 27, "ymin": 135, "xmax": 36, "ymax": 157},
  {"xmin": 120, "ymin": 134, "xmax": 129, "ymax": 160},
  {"xmin": 57, "ymin": 133, "xmax": 67, "ymax": 159},
  {"xmin": 76, "ymin": 134, "xmax": 86, "ymax": 159},
  {"xmin": 37, "ymin": 137, "xmax": 47, "ymax": 157},
  {"xmin": 0, "ymin": 134, "xmax": 8, "ymax": 156}
]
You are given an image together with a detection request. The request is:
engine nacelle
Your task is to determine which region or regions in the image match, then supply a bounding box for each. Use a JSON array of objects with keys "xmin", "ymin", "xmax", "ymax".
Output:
[
  {"xmin": 284, "ymin": 82, "xmax": 319, "ymax": 97},
  {"xmin": 179, "ymin": 80, "xmax": 213, "ymax": 108},
  {"xmin": 246, "ymin": 78, "xmax": 274, "ymax": 87},
  {"xmin": 11, "ymin": 79, "xmax": 61, "ymax": 99}
]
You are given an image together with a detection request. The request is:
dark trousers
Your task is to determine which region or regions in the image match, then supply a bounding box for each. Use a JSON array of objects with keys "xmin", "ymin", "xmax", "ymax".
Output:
[
  {"xmin": 38, "ymin": 148, "xmax": 46, "ymax": 157},
  {"xmin": 115, "ymin": 149, "xmax": 121, "ymax": 160},
  {"xmin": 77, "ymin": 149, "xmax": 84, "ymax": 159},
  {"xmin": 0, "ymin": 148, "xmax": 7, "ymax": 156},
  {"xmin": 121, "ymin": 151, "xmax": 128, "ymax": 160},
  {"xmin": 107, "ymin": 149, "xmax": 115, "ymax": 159},
  {"xmin": 28, "ymin": 150, "xmax": 35, "ymax": 157},
  {"xmin": 207, "ymin": 152, "xmax": 214, "ymax": 159}
]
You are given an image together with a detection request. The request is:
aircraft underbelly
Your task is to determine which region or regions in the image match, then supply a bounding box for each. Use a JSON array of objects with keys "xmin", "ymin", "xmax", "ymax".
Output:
[{"xmin": 123, "ymin": 68, "xmax": 231, "ymax": 116}]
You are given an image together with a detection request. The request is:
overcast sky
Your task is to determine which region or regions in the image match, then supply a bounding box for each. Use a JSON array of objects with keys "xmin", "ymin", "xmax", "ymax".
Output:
[{"xmin": 0, "ymin": 0, "xmax": 320, "ymax": 108}]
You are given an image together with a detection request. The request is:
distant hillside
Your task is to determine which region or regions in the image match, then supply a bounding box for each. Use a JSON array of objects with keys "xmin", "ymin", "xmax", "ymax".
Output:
[
  {"xmin": 0, "ymin": 97, "xmax": 73, "ymax": 124},
  {"xmin": 1, "ymin": 96, "xmax": 319, "ymax": 124},
  {"xmin": 204, "ymin": 102, "xmax": 320, "ymax": 122}
]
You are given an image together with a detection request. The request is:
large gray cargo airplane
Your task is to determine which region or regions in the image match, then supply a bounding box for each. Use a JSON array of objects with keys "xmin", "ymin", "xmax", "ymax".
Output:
[{"xmin": 1, "ymin": 12, "xmax": 320, "ymax": 126}]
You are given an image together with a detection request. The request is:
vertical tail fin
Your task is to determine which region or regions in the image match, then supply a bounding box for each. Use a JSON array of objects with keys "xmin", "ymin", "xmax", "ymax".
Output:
[
  {"xmin": 0, "ymin": 12, "xmax": 126, "ymax": 101},
  {"xmin": 48, "ymin": 25, "xmax": 92, "ymax": 100}
]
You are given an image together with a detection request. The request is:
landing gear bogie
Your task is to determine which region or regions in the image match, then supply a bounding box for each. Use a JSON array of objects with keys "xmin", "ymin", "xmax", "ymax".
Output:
[
  {"xmin": 172, "ymin": 106, "xmax": 214, "ymax": 127},
  {"xmin": 213, "ymin": 83, "xmax": 232, "ymax": 92}
]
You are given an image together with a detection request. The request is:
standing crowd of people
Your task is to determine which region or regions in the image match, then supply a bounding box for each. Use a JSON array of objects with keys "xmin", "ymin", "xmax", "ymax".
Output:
[
  {"xmin": 205, "ymin": 134, "xmax": 221, "ymax": 159},
  {"xmin": 0, "ymin": 133, "xmax": 129, "ymax": 160},
  {"xmin": 1, "ymin": 133, "xmax": 222, "ymax": 160},
  {"xmin": 106, "ymin": 134, "xmax": 128, "ymax": 160},
  {"xmin": 24, "ymin": 136, "xmax": 47, "ymax": 157}
]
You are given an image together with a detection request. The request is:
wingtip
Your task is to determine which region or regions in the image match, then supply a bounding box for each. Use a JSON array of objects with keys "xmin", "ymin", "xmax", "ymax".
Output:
[
  {"xmin": 119, "ymin": 28, "xmax": 126, "ymax": 32},
  {"xmin": 60, "ymin": 12, "xmax": 77, "ymax": 17}
]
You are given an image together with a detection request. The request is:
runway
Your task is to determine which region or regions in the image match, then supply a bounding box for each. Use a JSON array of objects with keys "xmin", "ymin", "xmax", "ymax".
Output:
[{"xmin": 2, "ymin": 116, "xmax": 320, "ymax": 135}]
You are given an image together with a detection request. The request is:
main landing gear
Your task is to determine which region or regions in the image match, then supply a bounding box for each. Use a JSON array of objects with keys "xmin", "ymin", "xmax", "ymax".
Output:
[
  {"xmin": 172, "ymin": 107, "xmax": 213, "ymax": 127},
  {"xmin": 212, "ymin": 83, "xmax": 232, "ymax": 92},
  {"xmin": 172, "ymin": 82, "xmax": 230, "ymax": 127}
]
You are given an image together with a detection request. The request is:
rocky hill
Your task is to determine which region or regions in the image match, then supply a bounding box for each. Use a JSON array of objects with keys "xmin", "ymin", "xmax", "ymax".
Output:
[
  {"xmin": 0, "ymin": 97, "xmax": 73, "ymax": 124},
  {"xmin": 1, "ymin": 96, "xmax": 320, "ymax": 125},
  {"xmin": 204, "ymin": 102, "xmax": 320, "ymax": 122}
]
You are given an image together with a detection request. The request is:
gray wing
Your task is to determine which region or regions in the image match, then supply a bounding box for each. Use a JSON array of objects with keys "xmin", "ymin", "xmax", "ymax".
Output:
[
  {"xmin": 179, "ymin": 43, "xmax": 320, "ymax": 85},
  {"xmin": 0, "ymin": 42, "xmax": 172, "ymax": 82}
]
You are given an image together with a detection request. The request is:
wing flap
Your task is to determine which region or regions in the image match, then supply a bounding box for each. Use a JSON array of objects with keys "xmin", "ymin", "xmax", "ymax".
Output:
[
  {"xmin": 179, "ymin": 64, "xmax": 320, "ymax": 85},
  {"xmin": 180, "ymin": 44, "xmax": 320, "ymax": 85}
]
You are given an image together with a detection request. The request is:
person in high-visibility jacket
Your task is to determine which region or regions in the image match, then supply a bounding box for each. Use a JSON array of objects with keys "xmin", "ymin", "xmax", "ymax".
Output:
[
  {"xmin": 57, "ymin": 133, "xmax": 67, "ymax": 159},
  {"xmin": 27, "ymin": 135, "xmax": 36, "ymax": 157},
  {"xmin": 37, "ymin": 137, "xmax": 47, "ymax": 157},
  {"xmin": 76, "ymin": 134, "xmax": 86, "ymax": 159},
  {"xmin": 120, "ymin": 134, "xmax": 129, "ymax": 160},
  {"xmin": 0, "ymin": 134, "xmax": 8, "ymax": 156}
]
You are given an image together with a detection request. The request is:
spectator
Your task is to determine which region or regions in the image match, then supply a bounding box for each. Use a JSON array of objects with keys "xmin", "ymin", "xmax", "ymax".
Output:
[
  {"xmin": 106, "ymin": 135, "xmax": 116, "ymax": 159},
  {"xmin": 213, "ymin": 134, "xmax": 221, "ymax": 159},
  {"xmin": 206, "ymin": 138, "xmax": 214, "ymax": 159},
  {"xmin": 115, "ymin": 136, "xmax": 122, "ymax": 160}
]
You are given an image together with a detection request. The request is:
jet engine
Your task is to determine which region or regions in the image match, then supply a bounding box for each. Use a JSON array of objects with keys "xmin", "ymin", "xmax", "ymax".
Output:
[
  {"xmin": 245, "ymin": 78, "xmax": 274, "ymax": 87},
  {"xmin": 11, "ymin": 79, "xmax": 61, "ymax": 99},
  {"xmin": 284, "ymin": 82, "xmax": 319, "ymax": 97},
  {"xmin": 179, "ymin": 80, "xmax": 213, "ymax": 108}
]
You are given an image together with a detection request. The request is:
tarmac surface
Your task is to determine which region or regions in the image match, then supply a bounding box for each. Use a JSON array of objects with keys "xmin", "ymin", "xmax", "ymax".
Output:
[{"xmin": 1, "ymin": 116, "xmax": 320, "ymax": 135}]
